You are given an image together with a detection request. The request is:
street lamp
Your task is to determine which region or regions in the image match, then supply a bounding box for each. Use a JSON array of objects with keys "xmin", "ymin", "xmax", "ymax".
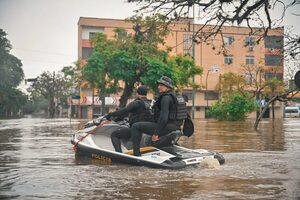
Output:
[{"xmin": 205, "ymin": 64, "xmax": 220, "ymax": 108}]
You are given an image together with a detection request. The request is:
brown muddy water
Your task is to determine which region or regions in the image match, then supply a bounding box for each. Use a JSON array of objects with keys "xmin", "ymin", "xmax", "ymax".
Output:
[{"xmin": 0, "ymin": 117, "xmax": 299, "ymax": 200}]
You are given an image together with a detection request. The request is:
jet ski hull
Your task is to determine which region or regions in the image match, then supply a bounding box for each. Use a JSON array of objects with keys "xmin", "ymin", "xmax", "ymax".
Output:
[
  {"xmin": 72, "ymin": 134, "xmax": 187, "ymax": 169},
  {"xmin": 71, "ymin": 119, "xmax": 225, "ymax": 169}
]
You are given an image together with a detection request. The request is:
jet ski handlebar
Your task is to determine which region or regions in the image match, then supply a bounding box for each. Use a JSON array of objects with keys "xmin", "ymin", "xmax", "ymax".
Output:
[{"xmin": 84, "ymin": 115, "xmax": 130, "ymax": 128}]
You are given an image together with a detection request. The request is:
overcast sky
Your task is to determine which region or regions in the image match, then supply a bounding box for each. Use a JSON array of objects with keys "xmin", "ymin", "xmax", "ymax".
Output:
[
  {"xmin": 0, "ymin": 0, "xmax": 299, "ymax": 78},
  {"xmin": 0, "ymin": 0, "xmax": 137, "ymax": 78}
]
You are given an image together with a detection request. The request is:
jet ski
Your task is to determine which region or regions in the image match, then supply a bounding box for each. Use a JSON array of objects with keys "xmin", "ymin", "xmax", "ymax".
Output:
[{"xmin": 71, "ymin": 116, "xmax": 225, "ymax": 169}]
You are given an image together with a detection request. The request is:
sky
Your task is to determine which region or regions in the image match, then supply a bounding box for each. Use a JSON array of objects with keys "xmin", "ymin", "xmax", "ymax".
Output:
[
  {"xmin": 0, "ymin": 0, "xmax": 137, "ymax": 78},
  {"xmin": 0, "ymin": 0, "xmax": 299, "ymax": 79}
]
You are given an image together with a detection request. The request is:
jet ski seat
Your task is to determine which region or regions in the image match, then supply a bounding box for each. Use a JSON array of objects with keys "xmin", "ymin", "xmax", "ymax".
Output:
[
  {"xmin": 152, "ymin": 130, "xmax": 182, "ymax": 148},
  {"xmin": 121, "ymin": 130, "xmax": 182, "ymax": 151}
]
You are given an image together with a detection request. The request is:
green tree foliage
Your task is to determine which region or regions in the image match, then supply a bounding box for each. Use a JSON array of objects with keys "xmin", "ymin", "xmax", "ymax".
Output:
[
  {"xmin": 263, "ymin": 77, "xmax": 285, "ymax": 96},
  {"xmin": 217, "ymin": 72, "xmax": 247, "ymax": 96},
  {"xmin": 28, "ymin": 71, "xmax": 69, "ymax": 118},
  {"xmin": 23, "ymin": 97, "xmax": 49, "ymax": 114},
  {"xmin": 0, "ymin": 29, "xmax": 26, "ymax": 117},
  {"xmin": 83, "ymin": 16, "xmax": 202, "ymax": 108},
  {"xmin": 0, "ymin": 88, "xmax": 28, "ymax": 117},
  {"xmin": 61, "ymin": 63, "xmax": 82, "ymax": 100},
  {"xmin": 208, "ymin": 93, "xmax": 257, "ymax": 121}
]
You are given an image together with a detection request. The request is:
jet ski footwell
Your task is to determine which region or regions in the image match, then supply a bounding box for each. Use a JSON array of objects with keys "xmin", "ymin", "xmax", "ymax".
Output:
[{"xmin": 71, "ymin": 127, "xmax": 225, "ymax": 169}]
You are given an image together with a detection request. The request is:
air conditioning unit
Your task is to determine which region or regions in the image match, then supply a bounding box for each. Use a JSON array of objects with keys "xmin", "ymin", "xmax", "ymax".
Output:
[
  {"xmin": 248, "ymin": 46, "xmax": 254, "ymax": 52},
  {"xmin": 227, "ymin": 59, "xmax": 232, "ymax": 64}
]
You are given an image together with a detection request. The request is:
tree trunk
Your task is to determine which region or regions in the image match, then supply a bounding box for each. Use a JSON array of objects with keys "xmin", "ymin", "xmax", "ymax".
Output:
[
  {"xmin": 91, "ymin": 86, "xmax": 94, "ymax": 116},
  {"xmin": 101, "ymin": 95, "xmax": 106, "ymax": 115},
  {"xmin": 272, "ymin": 101, "xmax": 275, "ymax": 120},
  {"xmin": 49, "ymin": 99, "xmax": 55, "ymax": 118},
  {"xmin": 119, "ymin": 82, "xmax": 134, "ymax": 108}
]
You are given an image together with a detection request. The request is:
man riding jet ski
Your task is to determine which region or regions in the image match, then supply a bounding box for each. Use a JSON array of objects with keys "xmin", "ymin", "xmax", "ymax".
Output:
[
  {"xmin": 71, "ymin": 76, "xmax": 225, "ymax": 169},
  {"xmin": 71, "ymin": 116, "xmax": 225, "ymax": 169}
]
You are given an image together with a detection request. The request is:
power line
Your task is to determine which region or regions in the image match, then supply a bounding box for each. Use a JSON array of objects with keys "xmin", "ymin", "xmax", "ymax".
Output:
[
  {"xmin": 21, "ymin": 58, "xmax": 75, "ymax": 65},
  {"xmin": 13, "ymin": 47, "xmax": 75, "ymax": 57}
]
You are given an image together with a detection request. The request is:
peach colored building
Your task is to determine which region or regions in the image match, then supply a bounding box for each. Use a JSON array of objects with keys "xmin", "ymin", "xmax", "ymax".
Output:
[{"xmin": 74, "ymin": 17, "xmax": 284, "ymax": 119}]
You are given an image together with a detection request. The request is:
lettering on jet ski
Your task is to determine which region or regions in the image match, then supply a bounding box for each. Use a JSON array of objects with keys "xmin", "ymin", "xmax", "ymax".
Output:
[{"xmin": 91, "ymin": 153, "xmax": 112, "ymax": 164}]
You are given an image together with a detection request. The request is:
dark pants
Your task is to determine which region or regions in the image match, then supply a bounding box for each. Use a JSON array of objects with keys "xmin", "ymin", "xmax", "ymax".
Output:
[
  {"xmin": 111, "ymin": 127, "xmax": 131, "ymax": 153},
  {"xmin": 131, "ymin": 122, "xmax": 178, "ymax": 156}
]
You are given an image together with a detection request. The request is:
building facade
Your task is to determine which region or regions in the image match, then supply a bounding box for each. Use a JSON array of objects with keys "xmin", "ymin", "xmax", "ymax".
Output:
[{"xmin": 75, "ymin": 17, "xmax": 284, "ymax": 119}]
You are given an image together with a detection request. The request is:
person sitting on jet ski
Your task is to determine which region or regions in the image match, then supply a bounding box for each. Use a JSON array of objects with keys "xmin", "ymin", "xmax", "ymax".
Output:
[
  {"xmin": 105, "ymin": 85, "xmax": 153, "ymax": 153},
  {"xmin": 131, "ymin": 76, "xmax": 183, "ymax": 156}
]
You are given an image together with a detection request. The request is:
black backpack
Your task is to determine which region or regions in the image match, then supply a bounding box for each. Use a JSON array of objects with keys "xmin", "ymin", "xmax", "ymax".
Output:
[{"xmin": 182, "ymin": 112, "xmax": 194, "ymax": 137}]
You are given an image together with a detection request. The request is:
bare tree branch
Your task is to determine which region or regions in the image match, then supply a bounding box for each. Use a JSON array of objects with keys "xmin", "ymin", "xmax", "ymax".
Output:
[{"xmin": 128, "ymin": 0, "xmax": 299, "ymax": 57}]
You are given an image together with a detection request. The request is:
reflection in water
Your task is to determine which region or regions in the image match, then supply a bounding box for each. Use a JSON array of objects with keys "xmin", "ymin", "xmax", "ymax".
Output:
[
  {"xmin": 0, "ymin": 117, "xmax": 299, "ymax": 199},
  {"xmin": 180, "ymin": 119, "xmax": 286, "ymax": 153}
]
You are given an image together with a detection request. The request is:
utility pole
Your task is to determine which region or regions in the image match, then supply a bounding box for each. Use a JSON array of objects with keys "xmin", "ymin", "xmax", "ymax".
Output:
[{"xmin": 192, "ymin": 4, "xmax": 196, "ymax": 119}]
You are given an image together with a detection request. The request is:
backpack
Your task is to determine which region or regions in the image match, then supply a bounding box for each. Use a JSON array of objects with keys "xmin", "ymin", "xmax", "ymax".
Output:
[{"xmin": 182, "ymin": 112, "xmax": 194, "ymax": 137}]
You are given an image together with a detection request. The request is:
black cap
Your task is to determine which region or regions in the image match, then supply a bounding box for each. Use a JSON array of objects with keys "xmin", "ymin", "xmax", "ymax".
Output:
[
  {"xmin": 157, "ymin": 76, "xmax": 174, "ymax": 89},
  {"xmin": 137, "ymin": 85, "xmax": 147, "ymax": 96}
]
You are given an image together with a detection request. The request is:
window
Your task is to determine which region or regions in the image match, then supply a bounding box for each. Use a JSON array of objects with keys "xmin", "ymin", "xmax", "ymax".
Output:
[
  {"xmin": 205, "ymin": 91, "xmax": 219, "ymax": 100},
  {"xmin": 82, "ymin": 26, "xmax": 104, "ymax": 40},
  {"xmin": 265, "ymin": 36, "xmax": 284, "ymax": 49},
  {"xmin": 246, "ymin": 56, "xmax": 254, "ymax": 65},
  {"xmin": 89, "ymin": 32, "xmax": 96, "ymax": 39},
  {"xmin": 265, "ymin": 55, "xmax": 283, "ymax": 66},
  {"xmin": 224, "ymin": 36, "xmax": 234, "ymax": 45},
  {"xmin": 183, "ymin": 34, "xmax": 193, "ymax": 56},
  {"xmin": 116, "ymin": 29, "xmax": 127, "ymax": 39},
  {"xmin": 224, "ymin": 55, "xmax": 233, "ymax": 64},
  {"xmin": 265, "ymin": 73, "xmax": 283, "ymax": 80},
  {"xmin": 245, "ymin": 36, "xmax": 255, "ymax": 46},
  {"xmin": 82, "ymin": 47, "xmax": 93, "ymax": 59},
  {"xmin": 247, "ymin": 46, "xmax": 254, "ymax": 52}
]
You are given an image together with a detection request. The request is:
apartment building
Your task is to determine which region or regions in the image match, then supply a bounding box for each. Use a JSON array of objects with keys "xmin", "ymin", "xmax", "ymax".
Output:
[{"xmin": 74, "ymin": 17, "xmax": 284, "ymax": 119}]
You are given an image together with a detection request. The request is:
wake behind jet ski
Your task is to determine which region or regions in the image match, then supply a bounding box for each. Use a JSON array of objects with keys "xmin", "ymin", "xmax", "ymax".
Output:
[{"xmin": 71, "ymin": 116, "xmax": 225, "ymax": 169}]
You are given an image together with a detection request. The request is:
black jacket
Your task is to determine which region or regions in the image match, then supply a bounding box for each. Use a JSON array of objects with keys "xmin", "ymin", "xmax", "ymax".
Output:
[
  {"xmin": 108, "ymin": 97, "xmax": 152, "ymax": 126},
  {"xmin": 153, "ymin": 92, "xmax": 178, "ymax": 136}
]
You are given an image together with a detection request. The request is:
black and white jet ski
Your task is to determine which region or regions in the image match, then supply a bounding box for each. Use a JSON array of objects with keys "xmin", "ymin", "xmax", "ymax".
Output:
[{"xmin": 71, "ymin": 116, "xmax": 225, "ymax": 169}]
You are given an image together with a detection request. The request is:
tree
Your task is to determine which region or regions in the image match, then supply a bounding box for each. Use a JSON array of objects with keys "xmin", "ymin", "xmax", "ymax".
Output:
[
  {"xmin": 0, "ymin": 88, "xmax": 28, "ymax": 117},
  {"xmin": 254, "ymin": 86, "xmax": 300, "ymax": 129},
  {"xmin": 285, "ymin": 32, "xmax": 300, "ymax": 59},
  {"xmin": 217, "ymin": 67, "xmax": 285, "ymax": 119},
  {"xmin": 284, "ymin": 55, "xmax": 300, "ymax": 89},
  {"xmin": 0, "ymin": 29, "xmax": 26, "ymax": 117},
  {"xmin": 263, "ymin": 77, "xmax": 285, "ymax": 119},
  {"xmin": 61, "ymin": 63, "xmax": 82, "ymax": 90},
  {"xmin": 208, "ymin": 92, "xmax": 257, "ymax": 121},
  {"xmin": 129, "ymin": 0, "xmax": 300, "ymax": 56},
  {"xmin": 83, "ymin": 16, "xmax": 202, "ymax": 109},
  {"xmin": 217, "ymin": 72, "xmax": 247, "ymax": 97},
  {"xmin": 28, "ymin": 71, "xmax": 70, "ymax": 118}
]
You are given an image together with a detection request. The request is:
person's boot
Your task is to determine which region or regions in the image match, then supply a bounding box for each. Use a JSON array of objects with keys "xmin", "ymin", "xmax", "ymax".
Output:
[{"xmin": 133, "ymin": 146, "xmax": 141, "ymax": 156}]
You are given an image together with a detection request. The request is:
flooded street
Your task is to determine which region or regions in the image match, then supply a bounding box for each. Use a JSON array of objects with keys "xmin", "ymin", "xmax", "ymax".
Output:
[{"xmin": 0, "ymin": 117, "xmax": 299, "ymax": 200}]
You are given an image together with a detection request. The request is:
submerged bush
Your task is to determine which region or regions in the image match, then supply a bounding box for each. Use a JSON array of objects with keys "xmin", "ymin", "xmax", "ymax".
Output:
[{"xmin": 208, "ymin": 93, "xmax": 257, "ymax": 121}]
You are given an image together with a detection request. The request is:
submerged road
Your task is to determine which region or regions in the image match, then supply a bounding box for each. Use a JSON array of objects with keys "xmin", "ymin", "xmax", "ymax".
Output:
[{"xmin": 0, "ymin": 117, "xmax": 299, "ymax": 199}]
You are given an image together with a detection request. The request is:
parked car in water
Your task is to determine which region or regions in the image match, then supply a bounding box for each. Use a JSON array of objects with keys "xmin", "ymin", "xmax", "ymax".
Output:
[{"xmin": 284, "ymin": 106, "xmax": 300, "ymax": 118}]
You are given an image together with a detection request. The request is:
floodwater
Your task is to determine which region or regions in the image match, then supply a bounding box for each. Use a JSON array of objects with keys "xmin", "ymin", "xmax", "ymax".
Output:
[{"xmin": 0, "ymin": 117, "xmax": 299, "ymax": 200}]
